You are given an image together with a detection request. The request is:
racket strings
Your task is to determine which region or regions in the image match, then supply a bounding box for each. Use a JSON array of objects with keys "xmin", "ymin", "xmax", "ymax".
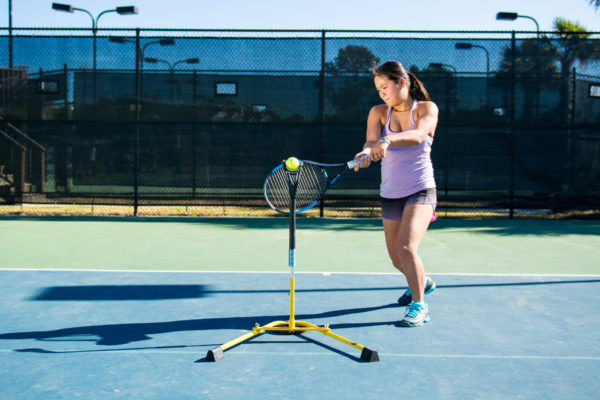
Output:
[
  {"xmin": 264, "ymin": 163, "xmax": 328, "ymax": 214},
  {"xmin": 296, "ymin": 163, "xmax": 327, "ymax": 207},
  {"xmin": 264, "ymin": 167, "xmax": 291, "ymax": 212}
]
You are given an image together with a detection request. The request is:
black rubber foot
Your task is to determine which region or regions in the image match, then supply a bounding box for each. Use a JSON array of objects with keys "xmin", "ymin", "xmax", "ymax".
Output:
[
  {"xmin": 206, "ymin": 346, "xmax": 224, "ymax": 362},
  {"xmin": 360, "ymin": 347, "xmax": 379, "ymax": 362}
]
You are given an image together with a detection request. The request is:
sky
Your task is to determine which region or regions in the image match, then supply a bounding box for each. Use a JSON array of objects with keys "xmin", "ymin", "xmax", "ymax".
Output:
[{"xmin": 2, "ymin": 0, "xmax": 599, "ymax": 32}]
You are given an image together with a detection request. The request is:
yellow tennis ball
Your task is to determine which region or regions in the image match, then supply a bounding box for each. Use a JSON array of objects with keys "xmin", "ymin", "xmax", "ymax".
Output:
[{"xmin": 285, "ymin": 157, "xmax": 300, "ymax": 171}]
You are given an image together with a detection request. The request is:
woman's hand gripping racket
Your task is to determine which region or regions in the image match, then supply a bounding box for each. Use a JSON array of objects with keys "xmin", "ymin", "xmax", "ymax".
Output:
[{"xmin": 263, "ymin": 155, "xmax": 369, "ymax": 215}]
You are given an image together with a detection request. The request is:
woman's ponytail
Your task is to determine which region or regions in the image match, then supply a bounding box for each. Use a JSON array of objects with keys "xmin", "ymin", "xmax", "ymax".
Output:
[{"xmin": 407, "ymin": 72, "xmax": 430, "ymax": 101}]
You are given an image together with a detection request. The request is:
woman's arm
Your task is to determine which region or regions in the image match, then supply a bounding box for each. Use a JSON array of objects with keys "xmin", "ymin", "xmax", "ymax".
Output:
[
  {"xmin": 387, "ymin": 101, "xmax": 439, "ymax": 147},
  {"xmin": 354, "ymin": 105, "xmax": 386, "ymax": 169}
]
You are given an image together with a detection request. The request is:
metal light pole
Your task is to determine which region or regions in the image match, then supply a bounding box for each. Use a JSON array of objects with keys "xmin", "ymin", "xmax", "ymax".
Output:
[
  {"xmin": 8, "ymin": 0, "xmax": 13, "ymax": 68},
  {"xmin": 52, "ymin": 3, "xmax": 138, "ymax": 71},
  {"xmin": 52, "ymin": 3, "xmax": 137, "ymax": 99},
  {"xmin": 496, "ymin": 11, "xmax": 541, "ymax": 122},
  {"xmin": 496, "ymin": 12, "xmax": 540, "ymax": 38},
  {"xmin": 455, "ymin": 42, "xmax": 490, "ymax": 111},
  {"xmin": 145, "ymin": 57, "xmax": 199, "ymax": 103}
]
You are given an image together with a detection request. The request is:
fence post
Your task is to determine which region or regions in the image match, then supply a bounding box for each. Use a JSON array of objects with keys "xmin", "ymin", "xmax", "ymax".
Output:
[
  {"xmin": 8, "ymin": 0, "xmax": 13, "ymax": 68},
  {"xmin": 319, "ymin": 30, "xmax": 326, "ymax": 217},
  {"xmin": 568, "ymin": 67, "xmax": 577, "ymax": 190},
  {"xmin": 509, "ymin": 31, "xmax": 516, "ymax": 219},
  {"xmin": 63, "ymin": 64, "xmax": 68, "ymax": 119},
  {"xmin": 192, "ymin": 69, "xmax": 197, "ymax": 197},
  {"xmin": 134, "ymin": 28, "xmax": 140, "ymax": 216}
]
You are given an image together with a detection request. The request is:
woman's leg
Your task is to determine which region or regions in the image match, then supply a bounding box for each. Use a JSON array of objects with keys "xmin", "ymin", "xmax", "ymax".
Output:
[
  {"xmin": 383, "ymin": 218, "xmax": 403, "ymax": 273},
  {"xmin": 395, "ymin": 203, "xmax": 434, "ymax": 303}
]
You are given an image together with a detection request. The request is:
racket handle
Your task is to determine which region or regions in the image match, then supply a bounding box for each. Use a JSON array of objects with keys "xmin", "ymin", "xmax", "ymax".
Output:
[{"xmin": 346, "ymin": 155, "xmax": 370, "ymax": 169}]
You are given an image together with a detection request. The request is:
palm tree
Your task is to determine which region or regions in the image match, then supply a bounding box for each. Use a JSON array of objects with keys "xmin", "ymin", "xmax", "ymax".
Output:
[
  {"xmin": 496, "ymin": 34, "xmax": 559, "ymax": 124},
  {"xmin": 552, "ymin": 18, "xmax": 600, "ymax": 122},
  {"xmin": 589, "ymin": 0, "xmax": 600, "ymax": 9}
]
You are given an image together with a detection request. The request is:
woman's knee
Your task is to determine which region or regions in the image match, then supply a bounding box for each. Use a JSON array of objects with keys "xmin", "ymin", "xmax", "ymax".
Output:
[
  {"xmin": 389, "ymin": 257, "xmax": 404, "ymax": 272},
  {"xmin": 397, "ymin": 245, "xmax": 418, "ymax": 264}
]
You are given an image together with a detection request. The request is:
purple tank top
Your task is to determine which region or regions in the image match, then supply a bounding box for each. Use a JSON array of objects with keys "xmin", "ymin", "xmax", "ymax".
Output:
[{"xmin": 380, "ymin": 100, "xmax": 436, "ymax": 198}]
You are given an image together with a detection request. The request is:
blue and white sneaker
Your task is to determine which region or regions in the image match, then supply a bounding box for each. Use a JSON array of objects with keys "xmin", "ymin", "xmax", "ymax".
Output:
[
  {"xmin": 397, "ymin": 276, "xmax": 436, "ymax": 306},
  {"xmin": 398, "ymin": 301, "xmax": 430, "ymax": 327}
]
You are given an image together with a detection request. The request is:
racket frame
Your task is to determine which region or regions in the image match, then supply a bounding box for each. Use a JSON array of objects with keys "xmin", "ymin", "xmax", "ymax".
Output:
[{"xmin": 263, "ymin": 155, "xmax": 367, "ymax": 215}]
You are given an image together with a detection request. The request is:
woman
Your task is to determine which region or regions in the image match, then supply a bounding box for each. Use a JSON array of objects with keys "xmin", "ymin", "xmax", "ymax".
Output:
[{"xmin": 354, "ymin": 61, "xmax": 438, "ymax": 327}]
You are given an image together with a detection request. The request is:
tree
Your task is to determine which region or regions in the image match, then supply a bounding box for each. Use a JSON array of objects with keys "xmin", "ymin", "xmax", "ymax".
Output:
[
  {"xmin": 552, "ymin": 18, "xmax": 600, "ymax": 121},
  {"xmin": 410, "ymin": 63, "xmax": 458, "ymax": 122},
  {"xmin": 496, "ymin": 17, "xmax": 600, "ymax": 124},
  {"xmin": 589, "ymin": 0, "xmax": 600, "ymax": 9},
  {"xmin": 324, "ymin": 45, "xmax": 379, "ymax": 120},
  {"xmin": 497, "ymin": 35, "xmax": 559, "ymax": 124}
]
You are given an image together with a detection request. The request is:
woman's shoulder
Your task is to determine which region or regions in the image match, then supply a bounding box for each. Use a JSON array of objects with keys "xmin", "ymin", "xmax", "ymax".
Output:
[
  {"xmin": 369, "ymin": 104, "xmax": 389, "ymax": 117},
  {"xmin": 415, "ymin": 100, "xmax": 439, "ymax": 116},
  {"xmin": 415, "ymin": 99, "xmax": 437, "ymax": 108}
]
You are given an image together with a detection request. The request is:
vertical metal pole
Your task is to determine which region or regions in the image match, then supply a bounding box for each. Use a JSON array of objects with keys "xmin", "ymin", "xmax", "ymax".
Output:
[
  {"xmin": 319, "ymin": 30, "xmax": 326, "ymax": 122},
  {"xmin": 289, "ymin": 177, "xmax": 296, "ymax": 276},
  {"xmin": 63, "ymin": 64, "xmax": 68, "ymax": 119},
  {"xmin": 192, "ymin": 70, "xmax": 197, "ymax": 197},
  {"xmin": 134, "ymin": 29, "xmax": 140, "ymax": 216},
  {"xmin": 509, "ymin": 31, "xmax": 516, "ymax": 219},
  {"xmin": 569, "ymin": 67, "xmax": 576, "ymax": 190},
  {"xmin": 319, "ymin": 30, "xmax": 326, "ymax": 217},
  {"xmin": 444, "ymin": 71, "xmax": 450, "ymax": 205},
  {"xmin": 570, "ymin": 67, "xmax": 576, "ymax": 126},
  {"xmin": 8, "ymin": 0, "xmax": 13, "ymax": 68},
  {"xmin": 93, "ymin": 28, "xmax": 97, "ymax": 100},
  {"xmin": 288, "ymin": 172, "xmax": 297, "ymax": 327}
]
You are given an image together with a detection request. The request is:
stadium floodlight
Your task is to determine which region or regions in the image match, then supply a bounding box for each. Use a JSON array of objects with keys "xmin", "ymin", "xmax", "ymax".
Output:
[
  {"xmin": 52, "ymin": 3, "xmax": 139, "ymax": 74},
  {"xmin": 116, "ymin": 6, "xmax": 138, "ymax": 15},
  {"xmin": 108, "ymin": 36, "xmax": 127, "ymax": 44},
  {"xmin": 158, "ymin": 38, "xmax": 176, "ymax": 46},
  {"xmin": 496, "ymin": 11, "xmax": 539, "ymax": 36},
  {"xmin": 52, "ymin": 3, "xmax": 74, "ymax": 12},
  {"xmin": 455, "ymin": 43, "xmax": 472, "ymax": 50},
  {"xmin": 496, "ymin": 12, "xmax": 518, "ymax": 21}
]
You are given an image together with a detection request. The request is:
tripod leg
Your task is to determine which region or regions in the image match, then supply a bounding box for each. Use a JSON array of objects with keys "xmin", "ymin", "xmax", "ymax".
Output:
[
  {"xmin": 320, "ymin": 328, "xmax": 379, "ymax": 362},
  {"xmin": 205, "ymin": 320, "xmax": 288, "ymax": 362}
]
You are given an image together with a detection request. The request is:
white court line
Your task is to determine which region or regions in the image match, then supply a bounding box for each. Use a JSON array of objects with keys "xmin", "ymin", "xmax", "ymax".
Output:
[
  {"xmin": 1, "ymin": 268, "xmax": 599, "ymax": 278},
  {"xmin": 2, "ymin": 348, "xmax": 598, "ymax": 361}
]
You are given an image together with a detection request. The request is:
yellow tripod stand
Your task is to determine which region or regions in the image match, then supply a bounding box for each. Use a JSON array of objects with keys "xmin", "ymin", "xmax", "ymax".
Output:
[
  {"xmin": 206, "ymin": 166, "xmax": 379, "ymax": 362},
  {"xmin": 206, "ymin": 274, "xmax": 379, "ymax": 362}
]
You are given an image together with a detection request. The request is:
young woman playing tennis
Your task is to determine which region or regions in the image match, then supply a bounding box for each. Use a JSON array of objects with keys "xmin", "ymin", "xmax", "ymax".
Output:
[{"xmin": 354, "ymin": 61, "xmax": 438, "ymax": 327}]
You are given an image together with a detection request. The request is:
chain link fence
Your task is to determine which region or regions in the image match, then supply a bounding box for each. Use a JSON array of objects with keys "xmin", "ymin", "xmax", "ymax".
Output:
[{"xmin": 1, "ymin": 29, "xmax": 599, "ymax": 218}]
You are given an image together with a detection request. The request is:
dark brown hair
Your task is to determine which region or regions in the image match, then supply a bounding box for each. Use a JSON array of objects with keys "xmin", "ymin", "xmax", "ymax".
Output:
[{"xmin": 373, "ymin": 61, "xmax": 430, "ymax": 101}]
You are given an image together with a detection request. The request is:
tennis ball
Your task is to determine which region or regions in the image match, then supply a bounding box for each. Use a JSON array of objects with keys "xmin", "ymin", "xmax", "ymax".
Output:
[{"xmin": 285, "ymin": 157, "xmax": 300, "ymax": 171}]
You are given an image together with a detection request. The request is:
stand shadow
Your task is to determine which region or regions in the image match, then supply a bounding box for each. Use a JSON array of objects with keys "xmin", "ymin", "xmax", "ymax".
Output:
[{"xmin": 1, "ymin": 303, "xmax": 398, "ymax": 348}]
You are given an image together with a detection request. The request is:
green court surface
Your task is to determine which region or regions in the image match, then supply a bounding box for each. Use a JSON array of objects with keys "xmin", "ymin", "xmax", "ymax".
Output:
[{"xmin": 1, "ymin": 216, "xmax": 598, "ymax": 275}]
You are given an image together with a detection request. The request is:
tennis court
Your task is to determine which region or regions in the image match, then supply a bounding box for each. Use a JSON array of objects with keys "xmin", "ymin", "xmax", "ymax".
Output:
[{"xmin": 1, "ymin": 216, "xmax": 599, "ymax": 399}]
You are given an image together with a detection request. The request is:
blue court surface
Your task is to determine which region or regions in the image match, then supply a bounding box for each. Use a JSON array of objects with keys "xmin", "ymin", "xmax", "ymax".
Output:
[{"xmin": 1, "ymin": 269, "xmax": 599, "ymax": 399}]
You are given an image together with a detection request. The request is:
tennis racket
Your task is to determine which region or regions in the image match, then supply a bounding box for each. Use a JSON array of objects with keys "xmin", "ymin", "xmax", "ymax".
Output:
[{"xmin": 263, "ymin": 155, "xmax": 369, "ymax": 215}]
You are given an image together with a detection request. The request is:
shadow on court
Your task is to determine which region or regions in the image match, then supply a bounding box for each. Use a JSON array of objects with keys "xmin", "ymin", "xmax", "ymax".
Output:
[
  {"xmin": 1, "ymin": 270, "xmax": 599, "ymax": 399},
  {"xmin": 0, "ymin": 303, "xmax": 398, "ymax": 347},
  {"xmin": 30, "ymin": 278, "xmax": 600, "ymax": 301}
]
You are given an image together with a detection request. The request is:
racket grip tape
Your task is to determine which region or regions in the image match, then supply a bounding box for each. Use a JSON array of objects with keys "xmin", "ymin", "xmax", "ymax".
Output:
[
  {"xmin": 288, "ymin": 249, "xmax": 295, "ymax": 268},
  {"xmin": 346, "ymin": 155, "xmax": 369, "ymax": 169}
]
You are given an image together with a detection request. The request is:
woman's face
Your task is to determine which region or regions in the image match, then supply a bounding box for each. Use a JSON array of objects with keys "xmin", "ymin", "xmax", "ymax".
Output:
[{"xmin": 374, "ymin": 75, "xmax": 404, "ymax": 107}]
